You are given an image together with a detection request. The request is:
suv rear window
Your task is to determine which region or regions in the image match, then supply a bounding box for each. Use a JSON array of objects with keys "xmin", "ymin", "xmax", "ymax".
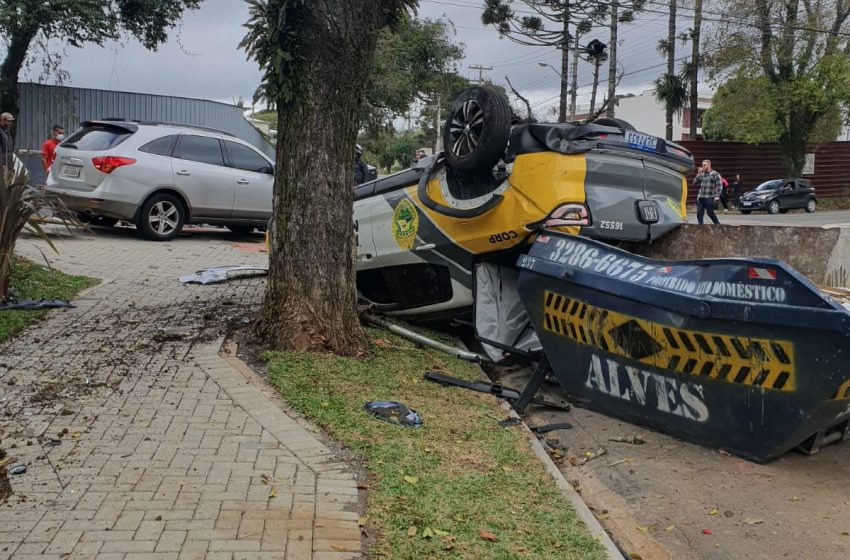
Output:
[
  {"xmin": 62, "ymin": 125, "xmax": 133, "ymax": 151},
  {"xmin": 139, "ymin": 135, "xmax": 177, "ymax": 156}
]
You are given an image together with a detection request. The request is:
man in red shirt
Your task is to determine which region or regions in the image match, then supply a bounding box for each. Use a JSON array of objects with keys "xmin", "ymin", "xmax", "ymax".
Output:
[{"xmin": 41, "ymin": 125, "xmax": 64, "ymax": 172}]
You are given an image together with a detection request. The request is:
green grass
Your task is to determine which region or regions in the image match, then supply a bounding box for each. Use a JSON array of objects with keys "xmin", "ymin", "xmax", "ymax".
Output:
[
  {"xmin": 0, "ymin": 258, "xmax": 98, "ymax": 342},
  {"xmin": 265, "ymin": 328, "xmax": 605, "ymax": 560}
]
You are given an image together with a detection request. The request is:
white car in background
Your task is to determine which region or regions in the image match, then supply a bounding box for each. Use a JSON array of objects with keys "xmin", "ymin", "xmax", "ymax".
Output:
[{"xmin": 46, "ymin": 120, "xmax": 274, "ymax": 240}]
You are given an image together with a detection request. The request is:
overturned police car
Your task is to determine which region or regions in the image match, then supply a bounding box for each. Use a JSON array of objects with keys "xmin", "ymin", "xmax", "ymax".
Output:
[{"xmin": 353, "ymin": 87, "xmax": 850, "ymax": 463}]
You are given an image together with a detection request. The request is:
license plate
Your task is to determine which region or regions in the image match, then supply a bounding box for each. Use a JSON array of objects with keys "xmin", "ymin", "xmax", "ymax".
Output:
[
  {"xmin": 625, "ymin": 131, "xmax": 658, "ymax": 152},
  {"xmin": 742, "ymin": 201, "xmax": 752, "ymax": 207},
  {"xmin": 62, "ymin": 166, "xmax": 81, "ymax": 178}
]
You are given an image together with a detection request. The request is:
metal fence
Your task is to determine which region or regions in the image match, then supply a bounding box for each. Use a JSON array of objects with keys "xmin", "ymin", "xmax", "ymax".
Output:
[
  {"xmin": 15, "ymin": 82, "xmax": 274, "ymax": 182},
  {"xmin": 681, "ymin": 141, "xmax": 850, "ymax": 201}
]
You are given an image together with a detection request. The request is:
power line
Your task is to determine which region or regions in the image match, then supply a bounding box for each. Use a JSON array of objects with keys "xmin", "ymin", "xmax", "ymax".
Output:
[{"xmin": 469, "ymin": 64, "xmax": 493, "ymax": 84}]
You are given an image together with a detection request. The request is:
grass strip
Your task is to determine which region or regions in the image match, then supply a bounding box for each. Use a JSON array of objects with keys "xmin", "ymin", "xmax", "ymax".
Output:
[
  {"xmin": 265, "ymin": 327, "xmax": 605, "ymax": 560},
  {"xmin": 0, "ymin": 258, "xmax": 98, "ymax": 342}
]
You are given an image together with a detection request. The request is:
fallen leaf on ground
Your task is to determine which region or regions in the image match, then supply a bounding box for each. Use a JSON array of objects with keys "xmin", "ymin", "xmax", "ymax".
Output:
[
  {"xmin": 708, "ymin": 508, "xmax": 719, "ymax": 516},
  {"xmin": 478, "ymin": 529, "xmax": 499, "ymax": 542},
  {"xmin": 332, "ymin": 545, "xmax": 346, "ymax": 551},
  {"xmin": 72, "ymin": 432, "xmax": 81, "ymax": 439},
  {"xmin": 407, "ymin": 526, "xmax": 417, "ymax": 537},
  {"xmin": 268, "ymin": 487, "xmax": 278, "ymax": 498},
  {"xmin": 261, "ymin": 474, "xmax": 271, "ymax": 485},
  {"xmin": 433, "ymin": 529, "xmax": 449, "ymax": 537},
  {"xmin": 743, "ymin": 518, "xmax": 764, "ymax": 525},
  {"xmin": 422, "ymin": 527, "xmax": 434, "ymax": 539},
  {"xmin": 357, "ymin": 517, "xmax": 367, "ymax": 527},
  {"xmin": 665, "ymin": 525, "xmax": 675, "ymax": 531},
  {"xmin": 403, "ymin": 476, "xmax": 418, "ymax": 485}
]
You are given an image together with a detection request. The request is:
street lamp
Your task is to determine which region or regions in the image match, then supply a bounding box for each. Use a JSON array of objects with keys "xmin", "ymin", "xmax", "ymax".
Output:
[{"xmin": 538, "ymin": 62, "xmax": 567, "ymax": 84}]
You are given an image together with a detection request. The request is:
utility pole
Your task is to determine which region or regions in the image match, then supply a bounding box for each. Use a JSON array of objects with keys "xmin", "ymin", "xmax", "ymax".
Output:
[{"xmin": 469, "ymin": 64, "xmax": 493, "ymax": 85}]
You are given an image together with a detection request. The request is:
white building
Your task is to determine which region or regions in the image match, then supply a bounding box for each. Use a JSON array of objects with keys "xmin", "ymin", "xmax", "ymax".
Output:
[{"xmin": 574, "ymin": 88, "xmax": 713, "ymax": 141}]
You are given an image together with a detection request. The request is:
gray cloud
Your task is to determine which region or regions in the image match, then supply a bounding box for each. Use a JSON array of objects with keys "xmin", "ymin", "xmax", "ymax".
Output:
[{"xmin": 23, "ymin": 0, "xmax": 699, "ymax": 119}]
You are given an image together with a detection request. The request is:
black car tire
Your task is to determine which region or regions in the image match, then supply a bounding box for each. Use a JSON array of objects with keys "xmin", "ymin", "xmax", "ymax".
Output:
[
  {"xmin": 228, "ymin": 225, "xmax": 256, "ymax": 235},
  {"xmin": 593, "ymin": 117, "xmax": 637, "ymax": 131},
  {"xmin": 443, "ymin": 87, "xmax": 511, "ymax": 172},
  {"xmin": 138, "ymin": 193, "xmax": 185, "ymax": 241},
  {"xmin": 767, "ymin": 200, "xmax": 780, "ymax": 214},
  {"xmin": 79, "ymin": 214, "xmax": 119, "ymax": 228},
  {"xmin": 741, "ymin": 210, "xmax": 752, "ymax": 215},
  {"xmin": 779, "ymin": 209, "xmax": 789, "ymax": 214},
  {"xmin": 805, "ymin": 198, "xmax": 817, "ymax": 213}
]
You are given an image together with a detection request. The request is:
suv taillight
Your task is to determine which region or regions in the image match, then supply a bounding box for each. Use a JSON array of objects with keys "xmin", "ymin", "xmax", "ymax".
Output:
[{"xmin": 92, "ymin": 156, "xmax": 136, "ymax": 174}]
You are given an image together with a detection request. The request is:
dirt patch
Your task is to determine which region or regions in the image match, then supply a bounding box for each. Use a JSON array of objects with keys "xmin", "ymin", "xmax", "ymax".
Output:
[{"xmin": 491, "ymin": 365, "xmax": 850, "ymax": 560}]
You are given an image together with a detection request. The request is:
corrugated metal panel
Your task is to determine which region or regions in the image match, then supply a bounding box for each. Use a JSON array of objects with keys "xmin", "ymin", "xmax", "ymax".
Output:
[
  {"xmin": 15, "ymin": 82, "xmax": 274, "ymax": 158},
  {"xmin": 681, "ymin": 141, "xmax": 850, "ymax": 202}
]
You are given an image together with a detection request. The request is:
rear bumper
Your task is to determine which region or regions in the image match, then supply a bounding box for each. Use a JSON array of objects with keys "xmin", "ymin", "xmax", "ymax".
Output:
[
  {"xmin": 45, "ymin": 188, "xmax": 138, "ymax": 221},
  {"xmin": 738, "ymin": 199, "xmax": 768, "ymax": 210}
]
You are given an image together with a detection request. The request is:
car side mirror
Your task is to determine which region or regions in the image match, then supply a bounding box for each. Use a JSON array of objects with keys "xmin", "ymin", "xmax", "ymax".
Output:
[{"xmin": 782, "ymin": 185, "xmax": 793, "ymax": 192}]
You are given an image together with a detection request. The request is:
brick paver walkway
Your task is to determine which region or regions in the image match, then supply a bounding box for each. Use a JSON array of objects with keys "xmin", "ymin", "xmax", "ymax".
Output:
[{"xmin": 0, "ymin": 227, "xmax": 361, "ymax": 560}]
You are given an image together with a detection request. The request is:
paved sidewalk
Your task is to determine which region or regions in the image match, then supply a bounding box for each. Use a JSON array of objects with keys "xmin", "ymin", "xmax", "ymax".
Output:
[{"xmin": 0, "ymin": 227, "xmax": 361, "ymax": 560}]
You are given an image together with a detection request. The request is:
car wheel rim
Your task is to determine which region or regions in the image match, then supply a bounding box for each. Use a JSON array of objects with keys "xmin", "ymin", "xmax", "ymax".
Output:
[
  {"xmin": 770, "ymin": 202, "xmax": 778, "ymax": 212},
  {"xmin": 149, "ymin": 201, "xmax": 178, "ymax": 236},
  {"xmin": 448, "ymin": 99, "xmax": 484, "ymax": 159},
  {"xmin": 807, "ymin": 200, "xmax": 815, "ymax": 211}
]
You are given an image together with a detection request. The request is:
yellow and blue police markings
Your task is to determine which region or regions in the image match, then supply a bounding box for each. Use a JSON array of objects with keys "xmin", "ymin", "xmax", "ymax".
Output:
[{"xmin": 542, "ymin": 290, "xmax": 797, "ymax": 392}]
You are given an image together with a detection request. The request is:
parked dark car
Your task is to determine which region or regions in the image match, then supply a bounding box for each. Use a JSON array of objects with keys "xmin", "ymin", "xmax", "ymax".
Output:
[{"xmin": 738, "ymin": 178, "xmax": 817, "ymax": 215}]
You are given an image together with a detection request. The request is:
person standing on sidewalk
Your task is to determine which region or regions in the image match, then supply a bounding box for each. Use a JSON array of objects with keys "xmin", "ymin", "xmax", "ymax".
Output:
[
  {"xmin": 693, "ymin": 159, "xmax": 722, "ymax": 224},
  {"xmin": 730, "ymin": 174, "xmax": 744, "ymax": 208},
  {"xmin": 0, "ymin": 112, "xmax": 15, "ymax": 170},
  {"xmin": 41, "ymin": 124, "xmax": 64, "ymax": 172}
]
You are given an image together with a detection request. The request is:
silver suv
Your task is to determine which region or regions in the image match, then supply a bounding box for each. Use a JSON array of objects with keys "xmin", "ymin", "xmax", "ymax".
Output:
[{"xmin": 46, "ymin": 120, "xmax": 274, "ymax": 240}]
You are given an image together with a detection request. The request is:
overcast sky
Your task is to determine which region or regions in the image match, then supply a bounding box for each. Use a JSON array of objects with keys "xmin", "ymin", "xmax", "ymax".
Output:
[{"xmin": 19, "ymin": 0, "xmax": 704, "ymax": 119}]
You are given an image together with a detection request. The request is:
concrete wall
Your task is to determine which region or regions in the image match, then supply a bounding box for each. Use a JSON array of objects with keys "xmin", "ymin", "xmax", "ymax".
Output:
[{"xmin": 630, "ymin": 224, "xmax": 850, "ymax": 289}]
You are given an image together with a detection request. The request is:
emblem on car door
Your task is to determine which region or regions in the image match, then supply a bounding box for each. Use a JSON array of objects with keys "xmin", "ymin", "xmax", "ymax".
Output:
[{"xmin": 392, "ymin": 198, "xmax": 420, "ymax": 250}]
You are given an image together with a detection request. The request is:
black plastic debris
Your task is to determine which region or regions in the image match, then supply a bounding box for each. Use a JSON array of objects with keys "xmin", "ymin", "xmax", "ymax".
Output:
[
  {"xmin": 365, "ymin": 401, "xmax": 422, "ymax": 427},
  {"xmin": 499, "ymin": 417, "xmax": 522, "ymax": 428},
  {"xmin": 0, "ymin": 299, "xmax": 74, "ymax": 311},
  {"xmin": 8, "ymin": 465, "xmax": 26, "ymax": 475},
  {"xmin": 531, "ymin": 422, "xmax": 574, "ymax": 434},
  {"xmin": 46, "ymin": 439, "xmax": 62, "ymax": 447}
]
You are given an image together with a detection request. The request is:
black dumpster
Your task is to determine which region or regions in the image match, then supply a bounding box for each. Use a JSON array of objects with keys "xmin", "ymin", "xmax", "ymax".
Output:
[{"xmin": 515, "ymin": 231, "xmax": 850, "ymax": 463}]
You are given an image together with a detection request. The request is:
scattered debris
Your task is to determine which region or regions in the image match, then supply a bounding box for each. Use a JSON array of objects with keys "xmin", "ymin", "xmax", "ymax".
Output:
[
  {"xmin": 46, "ymin": 439, "xmax": 62, "ymax": 447},
  {"xmin": 498, "ymin": 417, "xmax": 522, "ymax": 428},
  {"xmin": 743, "ymin": 518, "xmax": 764, "ymax": 526},
  {"xmin": 8, "ymin": 465, "xmax": 26, "ymax": 475},
  {"xmin": 478, "ymin": 529, "xmax": 499, "ymax": 542},
  {"xmin": 609, "ymin": 435, "xmax": 646, "ymax": 445},
  {"xmin": 0, "ymin": 299, "xmax": 74, "ymax": 311},
  {"xmin": 708, "ymin": 508, "xmax": 719, "ymax": 516},
  {"xmin": 424, "ymin": 371, "xmax": 570, "ymax": 411},
  {"xmin": 569, "ymin": 448, "xmax": 608, "ymax": 466},
  {"xmin": 152, "ymin": 327, "xmax": 193, "ymax": 342},
  {"xmin": 179, "ymin": 265, "xmax": 268, "ymax": 285},
  {"xmin": 531, "ymin": 422, "xmax": 574, "ymax": 434},
  {"xmin": 364, "ymin": 401, "xmax": 422, "ymax": 427},
  {"xmin": 703, "ymin": 528, "xmax": 713, "ymax": 535}
]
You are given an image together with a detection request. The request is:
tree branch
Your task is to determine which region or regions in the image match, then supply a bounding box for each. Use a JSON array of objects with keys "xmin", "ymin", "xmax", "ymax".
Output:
[{"xmin": 505, "ymin": 75, "xmax": 534, "ymax": 122}]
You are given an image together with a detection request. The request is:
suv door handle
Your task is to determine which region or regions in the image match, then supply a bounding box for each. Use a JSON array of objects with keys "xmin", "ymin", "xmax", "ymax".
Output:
[
  {"xmin": 176, "ymin": 170, "xmax": 190, "ymax": 176},
  {"xmin": 236, "ymin": 178, "xmax": 250, "ymax": 184}
]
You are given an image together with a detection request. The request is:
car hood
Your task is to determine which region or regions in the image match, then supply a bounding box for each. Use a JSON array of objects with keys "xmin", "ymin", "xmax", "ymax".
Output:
[{"xmin": 742, "ymin": 190, "xmax": 777, "ymax": 197}]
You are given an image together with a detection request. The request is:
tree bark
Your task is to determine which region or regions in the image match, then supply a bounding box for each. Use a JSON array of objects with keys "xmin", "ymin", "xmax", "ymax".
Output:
[
  {"xmin": 0, "ymin": 27, "xmax": 39, "ymax": 134},
  {"xmin": 607, "ymin": 0, "xmax": 619, "ymax": 118},
  {"xmin": 665, "ymin": 0, "xmax": 677, "ymax": 141},
  {"xmin": 256, "ymin": 0, "xmax": 386, "ymax": 356},
  {"xmin": 689, "ymin": 0, "xmax": 702, "ymax": 140},
  {"xmin": 558, "ymin": 8, "xmax": 571, "ymax": 123}
]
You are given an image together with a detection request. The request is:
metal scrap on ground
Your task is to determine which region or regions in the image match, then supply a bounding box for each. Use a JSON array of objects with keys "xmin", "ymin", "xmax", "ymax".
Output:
[
  {"xmin": 0, "ymin": 299, "xmax": 74, "ymax": 310},
  {"xmin": 179, "ymin": 265, "xmax": 268, "ymax": 285}
]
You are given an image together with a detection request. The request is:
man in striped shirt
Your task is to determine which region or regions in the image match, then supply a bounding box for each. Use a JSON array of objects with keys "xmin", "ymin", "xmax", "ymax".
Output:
[{"xmin": 693, "ymin": 159, "xmax": 722, "ymax": 224}]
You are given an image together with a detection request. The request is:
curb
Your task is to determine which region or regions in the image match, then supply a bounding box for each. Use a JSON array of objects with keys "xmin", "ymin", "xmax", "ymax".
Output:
[{"xmin": 501, "ymin": 401, "xmax": 625, "ymax": 560}]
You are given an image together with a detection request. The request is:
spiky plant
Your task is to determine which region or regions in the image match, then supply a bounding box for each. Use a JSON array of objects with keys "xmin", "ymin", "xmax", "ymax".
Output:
[{"xmin": 0, "ymin": 157, "xmax": 78, "ymax": 300}]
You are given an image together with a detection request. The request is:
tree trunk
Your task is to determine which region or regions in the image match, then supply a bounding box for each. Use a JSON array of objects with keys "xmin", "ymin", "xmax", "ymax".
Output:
[
  {"xmin": 569, "ymin": 29, "xmax": 581, "ymax": 120},
  {"xmin": 665, "ymin": 0, "xmax": 677, "ymax": 141},
  {"xmin": 607, "ymin": 0, "xmax": 619, "ymax": 118},
  {"xmin": 256, "ymin": 0, "xmax": 384, "ymax": 356},
  {"xmin": 558, "ymin": 9, "xmax": 571, "ymax": 123},
  {"xmin": 689, "ymin": 0, "xmax": 702, "ymax": 140},
  {"xmin": 0, "ymin": 27, "xmax": 38, "ymax": 127},
  {"xmin": 589, "ymin": 60, "xmax": 601, "ymax": 115},
  {"xmin": 779, "ymin": 108, "xmax": 809, "ymax": 177}
]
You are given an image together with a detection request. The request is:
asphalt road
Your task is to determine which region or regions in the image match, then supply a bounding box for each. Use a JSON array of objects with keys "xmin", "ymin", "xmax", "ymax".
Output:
[{"xmin": 687, "ymin": 209, "xmax": 850, "ymax": 227}]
